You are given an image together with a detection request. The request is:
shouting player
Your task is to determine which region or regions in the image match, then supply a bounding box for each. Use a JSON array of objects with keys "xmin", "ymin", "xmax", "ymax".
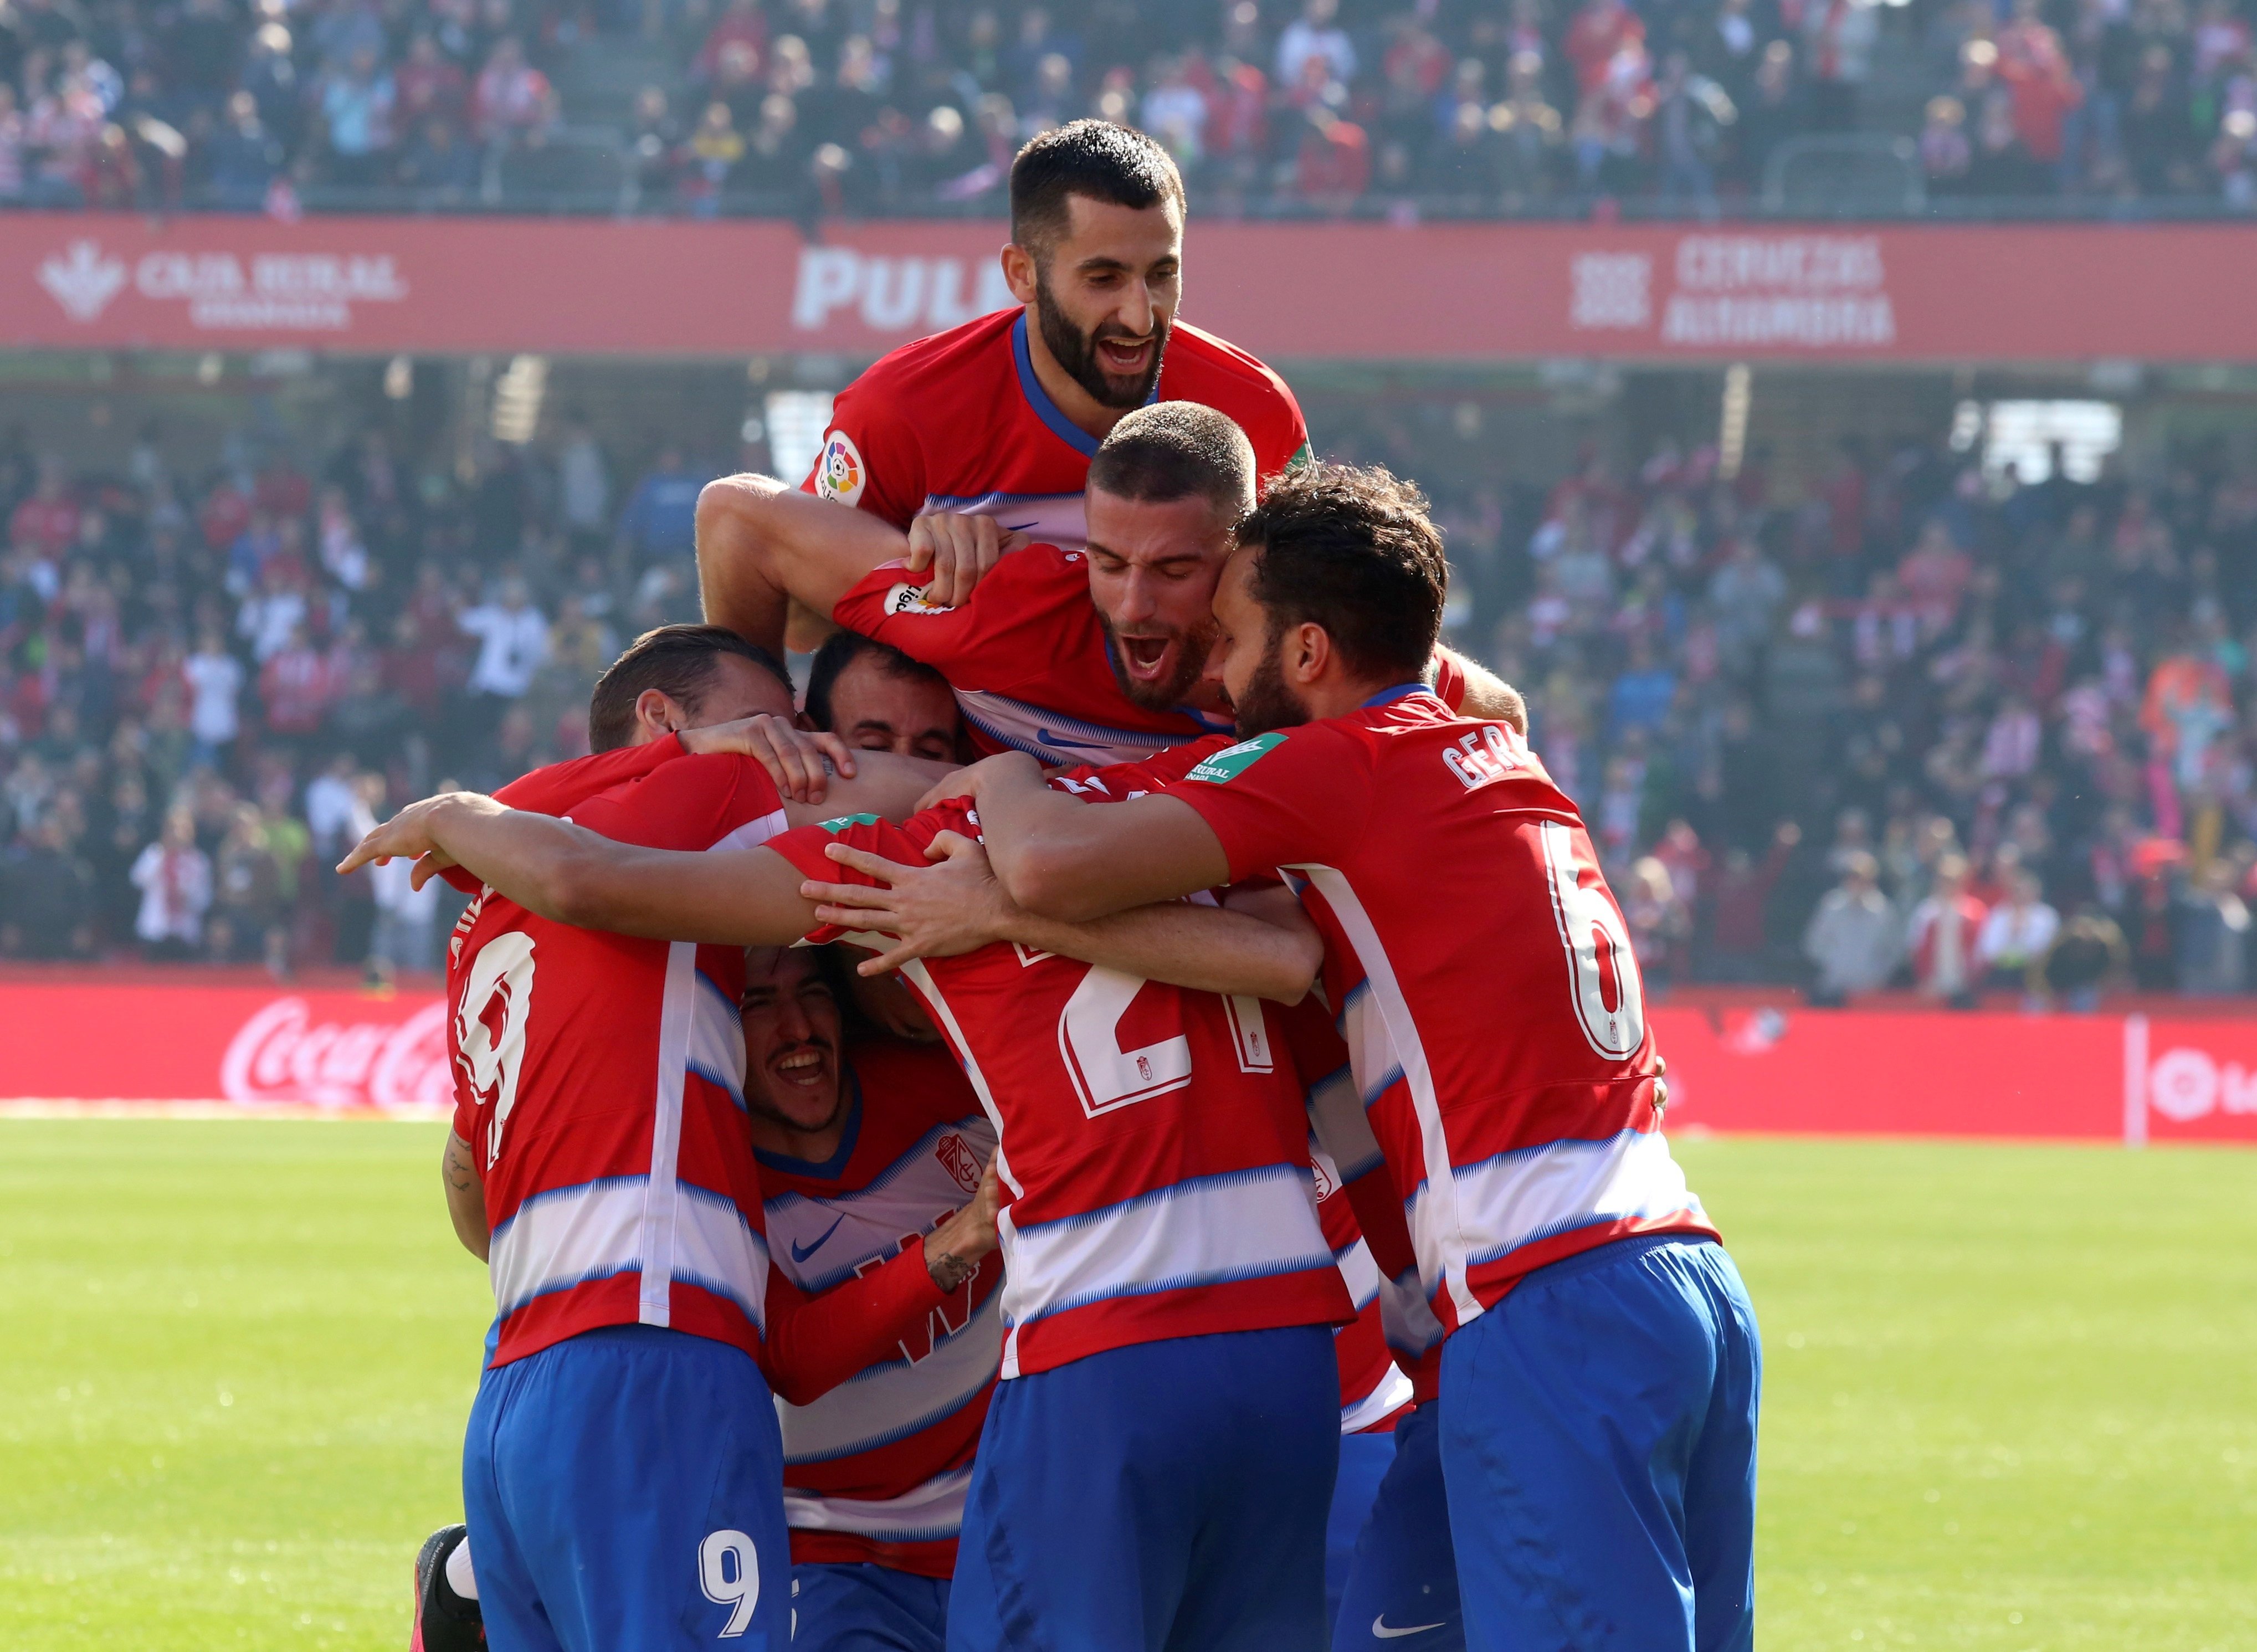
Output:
[
  {"xmin": 953, "ymin": 463, "xmax": 1763, "ymax": 1652},
  {"xmin": 397, "ymin": 626, "xmax": 991, "ymax": 1652},
  {"xmin": 343, "ymin": 744, "xmax": 1359, "ymax": 1650},
  {"xmin": 701, "ymin": 400, "xmax": 1520, "ymax": 772},
  {"xmin": 700, "ymin": 118, "xmax": 1307, "ymax": 656}
]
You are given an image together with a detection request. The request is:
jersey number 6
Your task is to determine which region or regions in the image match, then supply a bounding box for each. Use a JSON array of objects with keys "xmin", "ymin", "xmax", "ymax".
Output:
[{"xmin": 1539, "ymin": 820, "xmax": 1646, "ymax": 1059}]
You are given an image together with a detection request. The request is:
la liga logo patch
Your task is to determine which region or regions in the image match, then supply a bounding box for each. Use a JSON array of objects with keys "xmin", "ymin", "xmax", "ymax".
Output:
[{"xmin": 814, "ymin": 430, "xmax": 866, "ymax": 505}]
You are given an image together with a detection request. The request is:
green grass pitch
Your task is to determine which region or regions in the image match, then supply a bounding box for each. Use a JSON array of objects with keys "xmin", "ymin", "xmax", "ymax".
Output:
[{"xmin": 1, "ymin": 1121, "xmax": 2251, "ymax": 1650}]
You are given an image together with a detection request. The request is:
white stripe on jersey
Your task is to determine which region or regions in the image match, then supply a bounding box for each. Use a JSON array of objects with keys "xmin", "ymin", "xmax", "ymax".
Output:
[
  {"xmin": 1410, "ymin": 1130, "xmax": 1707, "ymax": 1278},
  {"xmin": 491, "ymin": 1174, "xmax": 770, "ymax": 1329},
  {"xmin": 1336, "ymin": 1234, "xmax": 1382, "ymax": 1313},
  {"xmin": 1341, "ymin": 1362, "xmax": 1415, "ymax": 1434},
  {"xmin": 685, "ymin": 970, "xmax": 748, "ymax": 1110},
  {"xmin": 997, "ymin": 1162, "xmax": 1332, "ymax": 1343},
  {"xmin": 637, "ymin": 941, "xmax": 696, "ymax": 1327},
  {"xmin": 767, "ymin": 1118, "xmax": 998, "ymax": 1294},
  {"xmin": 952, "ymin": 688, "xmax": 1206, "ymax": 768},
  {"xmin": 782, "ymin": 1466, "xmax": 974, "ymax": 1545},
  {"xmin": 1292, "ymin": 864, "xmax": 1484, "ymax": 1323},
  {"xmin": 777, "ymin": 1286, "xmax": 1003, "ymax": 1465}
]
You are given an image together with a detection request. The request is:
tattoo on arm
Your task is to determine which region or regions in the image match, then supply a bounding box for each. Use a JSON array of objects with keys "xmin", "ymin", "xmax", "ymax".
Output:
[
  {"xmin": 444, "ymin": 1132, "xmax": 478, "ymax": 1191},
  {"xmin": 927, "ymin": 1249, "xmax": 981, "ymax": 1292}
]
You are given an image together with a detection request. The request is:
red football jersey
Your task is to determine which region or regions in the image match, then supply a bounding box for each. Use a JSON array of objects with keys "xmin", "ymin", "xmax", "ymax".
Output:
[
  {"xmin": 800, "ymin": 308, "xmax": 1310, "ymax": 546},
  {"xmin": 762, "ymin": 1038, "xmax": 1001, "ymax": 1579},
  {"xmin": 767, "ymin": 798, "xmax": 1351, "ymax": 1379},
  {"xmin": 1163, "ymin": 689, "xmax": 1717, "ymax": 1335},
  {"xmin": 449, "ymin": 753, "xmax": 791, "ymax": 1368}
]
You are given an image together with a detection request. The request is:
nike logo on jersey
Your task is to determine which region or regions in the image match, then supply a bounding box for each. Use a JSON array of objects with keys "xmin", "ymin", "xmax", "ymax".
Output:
[
  {"xmin": 1372, "ymin": 1617, "xmax": 1448, "ymax": 1639},
  {"xmin": 789, "ymin": 1214, "xmax": 846, "ymax": 1263}
]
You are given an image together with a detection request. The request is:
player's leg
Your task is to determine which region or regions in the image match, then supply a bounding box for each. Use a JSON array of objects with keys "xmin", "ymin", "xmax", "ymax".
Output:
[
  {"xmin": 791, "ymin": 1562, "xmax": 951, "ymax": 1652},
  {"xmin": 1435, "ymin": 1235, "xmax": 1752, "ymax": 1652},
  {"xmin": 947, "ymin": 1326, "xmax": 1335, "ymax": 1652},
  {"xmin": 1331, "ymin": 1404, "xmax": 1463, "ymax": 1652},
  {"xmin": 483, "ymin": 1325, "xmax": 793, "ymax": 1651},
  {"xmin": 1326, "ymin": 1429, "xmax": 1396, "ymax": 1632},
  {"xmin": 410, "ymin": 1523, "xmax": 485, "ymax": 1652},
  {"xmin": 1681, "ymin": 1245, "xmax": 1761, "ymax": 1652},
  {"xmin": 459, "ymin": 1359, "xmax": 559, "ymax": 1652},
  {"xmin": 1163, "ymin": 1323, "xmax": 1338, "ymax": 1652}
]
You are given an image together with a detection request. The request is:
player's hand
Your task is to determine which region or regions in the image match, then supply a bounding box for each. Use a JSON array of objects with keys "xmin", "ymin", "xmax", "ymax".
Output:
[
  {"xmin": 337, "ymin": 793, "xmax": 494, "ymax": 883},
  {"xmin": 680, "ymin": 713, "xmax": 856, "ymax": 803},
  {"xmin": 904, "ymin": 511, "xmax": 1028, "ymax": 609},
  {"xmin": 803, "ymin": 832, "xmax": 1012, "ymax": 973},
  {"xmin": 924, "ymin": 1160, "xmax": 1004, "ymax": 1290},
  {"xmin": 1650, "ymin": 1053, "xmax": 1670, "ymax": 1112},
  {"xmin": 914, "ymin": 750, "xmax": 1044, "ymax": 813}
]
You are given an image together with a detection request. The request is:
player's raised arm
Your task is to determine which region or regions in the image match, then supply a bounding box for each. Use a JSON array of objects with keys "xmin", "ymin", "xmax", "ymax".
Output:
[
  {"xmin": 801, "ymin": 828, "xmax": 1322, "ymax": 1003},
  {"xmin": 1435, "ymin": 646, "xmax": 1527, "ymax": 733},
  {"xmin": 338, "ymin": 791, "xmax": 829, "ymax": 946},
  {"xmin": 695, "ymin": 474, "xmax": 911, "ymax": 658}
]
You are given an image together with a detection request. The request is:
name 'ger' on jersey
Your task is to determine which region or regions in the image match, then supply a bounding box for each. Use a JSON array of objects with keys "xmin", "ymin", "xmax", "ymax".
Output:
[
  {"xmin": 759, "ymin": 1038, "xmax": 1001, "ymax": 1581},
  {"xmin": 799, "ymin": 307, "xmax": 1309, "ymax": 549},
  {"xmin": 1162, "ymin": 689, "xmax": 1717, "ymax": 1333}
]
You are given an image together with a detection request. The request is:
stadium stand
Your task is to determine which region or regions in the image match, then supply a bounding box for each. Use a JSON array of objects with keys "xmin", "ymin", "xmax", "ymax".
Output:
[
  {"xmin": 2, "ymin": 377, "xmax": 2254, "ymax": 999},
  {"xmin": 0, "ymin": 0, "xmax": 2250, "ymax": 217}
]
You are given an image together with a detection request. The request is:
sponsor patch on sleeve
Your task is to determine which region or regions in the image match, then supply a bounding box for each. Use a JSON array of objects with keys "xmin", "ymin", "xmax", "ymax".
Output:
[
  {"xmin": 817, "ymin": 813, "xmax": 883, "ymax": 833},
  {"xmin": 1182, "ymin": 732, "xmax": 1287, "ymax": 784},
  {"xmin": 883, "ymin": 582, "xmax": 955, "ymax": 617},
  {"xmin": 813, "ymin": 430, "xmax": 866, "ymax": 505}
]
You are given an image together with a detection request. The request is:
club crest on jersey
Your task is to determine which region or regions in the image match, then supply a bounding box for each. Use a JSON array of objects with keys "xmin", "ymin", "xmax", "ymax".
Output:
[
  {"xmin": 934, "ymin": 1131, "xmax": 981, "ymax": 1192},
  {"xmin": 814, "ymin": 430, "xmax": 866, "ymax": 505},
  {"xmin": 883, "ymin": 581, "xmax": 955, "ymax": 617},
  {"xmin": 1183, "ymin": 732, "xmax": 1286, "ymax": 784}
]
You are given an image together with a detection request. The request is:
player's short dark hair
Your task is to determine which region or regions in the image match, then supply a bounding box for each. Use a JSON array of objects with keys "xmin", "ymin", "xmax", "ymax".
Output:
[
  {"xmin": 1235, "ymin": 463, "xmax": 1447, "ymax": 683},
  {"xmin": 802, "ymin": 630, "xmax": 952, "ymax": 735},
  {"xmin": 1010, "ymin": 120, "xmax": 1186, "ymax": 261},
  {"xmin": 1086, "ymin": 402, "xmax": 1255, "ymax": 521},
  {"xmin": 587, "ymin": 624, "xmax": 790, "ymax": 752}
]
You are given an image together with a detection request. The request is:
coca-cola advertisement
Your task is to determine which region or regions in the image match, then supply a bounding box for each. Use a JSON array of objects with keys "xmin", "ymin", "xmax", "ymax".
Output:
[{"xmin": 0, "ymin": 976, "xmax": 452, "ymax": 1114}]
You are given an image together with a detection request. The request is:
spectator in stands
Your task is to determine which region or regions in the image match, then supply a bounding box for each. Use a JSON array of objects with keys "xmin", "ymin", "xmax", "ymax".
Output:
[
  {"xmin": 1907, "ymin": 853, "xmax": 1988, "ymax": 1007},
  {"xmin": 2176, "ymin": 858, "xmax": 2251, "ymax": 993},
  {"xmin": 1803, "ymin": 850, "xmax": 1899, "ymax": 1004},
  {"xmin": 458, "ymin": 573, "xmax": 548, "ymax": 755},
  {"xmin": 1976, "ymin": 869, "xmax": 2061, "ymax": 991},
  {"xmin": 203, "ymin": 91, "xmax": 283, "ymax": 210},
  {"xmin": 473, "ymin": 36, "xmax": 553, "ymax": 152},
  {"xmin": 319, "ymin": 45, "xmax": 397, "ymax": 188},
  {"xmin": 182, "ymin": 624, "xmax": 242, "ymax": 769},
  {"xmin": 0, "ymin": 812, "xmax": 96, "ymax": 958},
  {"xmin": 615, "ymin": 446, "xmax": 702, "ymax": 562},
  {"xmin": 2041, "ymin": 906, "xmax": 2127, "ymax": 1010},
  {"xmin": 130, "ymin": 808, "xmax": 211, "ymax": 960}
]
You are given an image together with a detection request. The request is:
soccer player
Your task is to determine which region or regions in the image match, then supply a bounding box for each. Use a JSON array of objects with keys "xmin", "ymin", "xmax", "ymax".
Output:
[
  {"xmin": 699, "ymin": 118, "xmax": 1308, "ymax": 655},
  {"xmin": 743, "ymin": 946, "xmax": 1002, "ymax": 1652},
  {"xmin": 392, "ymin": 627, "xmax": 988, "ymax": 1652},
  {"xmin": 802, "ymin": 628, "xmax": 964, "ymax": 763},
  {"xmin": 342, "ymin": 753, "xmax": 1356, "ymax": 1651},
  {"xmin": 700, "ymin": 401, "xmax": 1520, "ymax": 769},
  {"xmin": 955, "ymin": 463, "xmax": 1763, "ymax": 1652}
]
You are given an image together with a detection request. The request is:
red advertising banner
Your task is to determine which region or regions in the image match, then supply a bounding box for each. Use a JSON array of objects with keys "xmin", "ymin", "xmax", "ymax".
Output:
[
  {"xmin": 0, "ymin": 978, "xmax": 451, "ymax": 1114},
  {"xmin": 6, "ymin": 212, "xmax": 2257, "ymax": 364},
  {"xmin": 1, "ymin": 977, "xmax": 2251, "ymax": 1142}
]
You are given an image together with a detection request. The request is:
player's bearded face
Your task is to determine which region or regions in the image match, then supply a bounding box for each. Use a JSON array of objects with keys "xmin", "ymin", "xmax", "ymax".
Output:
[
  {"xmin": 1034, "ymin": 264, "xmax": 1170, "ymax": 411},
  {"xmin": 1100, "ymin": 606, "xmax": 1216, "ymax": 711},
  {"xmin": 1230, "ymin": 622, "xmax": 1314, "ymax": 738}
]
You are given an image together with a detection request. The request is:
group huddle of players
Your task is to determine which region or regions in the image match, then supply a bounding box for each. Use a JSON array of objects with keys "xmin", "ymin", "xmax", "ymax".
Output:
[{"xmin": 350, "ymin": 120, "xmax": 1762, "ymax": 1652}]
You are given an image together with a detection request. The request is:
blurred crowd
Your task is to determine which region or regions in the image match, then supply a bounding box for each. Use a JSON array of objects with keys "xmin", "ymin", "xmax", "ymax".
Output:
[
  {"xmin": 0, "ymin": 413, "xmax": 707, "ymax": 977},
  {"xmin": 1336, "ymin": 411, "xmax": 2257, "ymax": 1004},
  {"xmin": 3, "ymin": 0, "xmax": 2253, "ymax": 216},
  {"xmin": 6, "ymin": 387, "xmax": 2257, "ymax": 1003}
]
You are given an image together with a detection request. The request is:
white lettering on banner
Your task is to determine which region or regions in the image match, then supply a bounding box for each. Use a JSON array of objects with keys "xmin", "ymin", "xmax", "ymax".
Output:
[
  {"xmin": 1568, "ymin": 253, "xmax": 1651, "ymax": 330},
  {"xmin": 219, "ymin": 997, "xmax": 452, "ymax": 1110},
  {"xmin": 1659, "ymin": 235, "xmax": 1894, "ymax": 350},
  {"xmin": 2146, "ymin": 1045, "xmax": 2257, "ymax": 1123},
  {"xmin": 790, "ymin": 248, "xmax": 1014, "ymax": 334},
  {"xmin": 36, "ymin": 240, "xmax": 409, "ymax": 331}
]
